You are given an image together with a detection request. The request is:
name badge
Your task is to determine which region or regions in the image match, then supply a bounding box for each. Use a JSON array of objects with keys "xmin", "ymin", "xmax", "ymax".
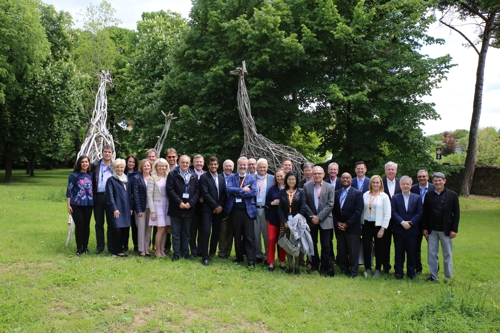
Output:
[
  {"xmin": 182, "ymin": 193, "xmax": 190, "ymax": 199},
  {"xmin": 235, "ymin": 198, "xmax": 242, "ymax": 203},
  {"xmin": 288, "ymin": 215, "xmax": 293, "ymax": 221}
]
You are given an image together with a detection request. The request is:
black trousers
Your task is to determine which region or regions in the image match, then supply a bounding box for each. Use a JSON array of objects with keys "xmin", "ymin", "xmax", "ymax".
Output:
[
  {"xmin": 94, "ymin": 193, "xmax": 112, "ymax": 252},
  {"xmin": 231, "ymin": 208, "xmax": 256, "ymax": 263},
  {"xmin": 335, "ymin": 228, "xmax": 360, "ymax": 276},
  {"xmin": 380, "ymin": 221, "xmax": 393, "ymax": 272},
  {"xmin": 394, "ymin": 232, "xmax": 417, "ymax": 278},
  {"xmin": 415, "ymin": 232, "xmax": 425, "ymax": 272},
  {"xmin": 122, "ymin": 213, "xmax": 138, "ymax": 251},
  {"xmin": 310, "ymin": 223, "xmax": 332, "ymax": 273},
  {"xmin": 71, "ymin": 205, "xmax": 93, "ymax": 251},
  {"xmin": 171, "ymin": 216, "xmax": 192, "ymax": 258},
  {"xmin": 110, "ymin": 227, "xmax": 129, "ymax": 255},
  {"xmin": 200, "ymin": 211, "xmax": 223, "ymax": 260},
  {"xmin": 362, "ymin": 221, "xmax": 385, "ymax": 270},
  {"xmin": 190, "ymin": 212, "xmax": 202, "ymax": 255}
]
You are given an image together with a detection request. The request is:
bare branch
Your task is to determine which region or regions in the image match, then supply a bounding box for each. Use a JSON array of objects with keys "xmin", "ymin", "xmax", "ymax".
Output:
[
  {"xmin": 459, "ymin": 3, "xmax": 488, "ymax": 22},
  {"xmin": 439, "ymin": 18, "xmax": 480, "ymax": 56}
]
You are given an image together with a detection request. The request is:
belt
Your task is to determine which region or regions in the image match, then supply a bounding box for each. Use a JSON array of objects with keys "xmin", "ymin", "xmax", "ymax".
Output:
[{"xmin": 256, "ymin": 205, "xmax": 266, "ymax": 209}]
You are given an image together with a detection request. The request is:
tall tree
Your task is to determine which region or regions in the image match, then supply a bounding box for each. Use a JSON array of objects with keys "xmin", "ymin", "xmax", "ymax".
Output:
[
  {"xmin": 0, "ymin": 0, "xmax": 51, "ymax": 182},
  {"xmin": 437, "ymin": 0, "xmax": 500, "ymax": 195}
]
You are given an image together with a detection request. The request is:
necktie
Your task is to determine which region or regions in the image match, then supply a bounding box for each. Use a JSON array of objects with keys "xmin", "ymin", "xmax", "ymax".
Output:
[{"xmin": 340, "ymin": 189, "xmax": 348, "ymax": 208}]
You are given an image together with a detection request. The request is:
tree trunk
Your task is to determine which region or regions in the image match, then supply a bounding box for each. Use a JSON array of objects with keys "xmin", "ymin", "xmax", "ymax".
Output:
[
  {"xmin": 460, "ymin": 17, "xmax": 494, "ymax": 196},
  {"xmin": 4, "ymin": 155, "xmax": 12, "ymax": 183},
  {"xmin": 29, "ymin": 153, "xmax": 35, "ymax": 177}
]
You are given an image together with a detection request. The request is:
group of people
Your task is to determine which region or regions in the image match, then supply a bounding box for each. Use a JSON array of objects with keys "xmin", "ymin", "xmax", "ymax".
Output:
[{"xmin": 66, "ymin": 146, "xmax": 460, "ymax": 281}]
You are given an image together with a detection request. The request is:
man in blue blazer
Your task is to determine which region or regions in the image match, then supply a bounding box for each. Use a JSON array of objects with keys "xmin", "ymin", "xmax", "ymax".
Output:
[
  {"xmin": 199, "ymin": 156, "xmax": 227, "ymax": 266},
  {"xmin": 381, "ymin": 161, "xmax": 402, "ymax": 273},
  {"xmin": 411, "ymin": 169, "xmax": 435, "ymax": 274},
  {"xmin": 225, "ymin": 157, "xmax": 258, "ymax": 266},
  {"xmin": 333, "ymin": 173, "xmax": 364, "ymax": 278},
  {"xmin": 254, "ymin": 158, "xmax": 274, "ymax": 263},
  {"xmin": 391, "ymin": 176, "xmax": 423, "ymax": 279},
  {"xmin": 351, "ymin": 161, "xmax": 370, "ymax": 193}
]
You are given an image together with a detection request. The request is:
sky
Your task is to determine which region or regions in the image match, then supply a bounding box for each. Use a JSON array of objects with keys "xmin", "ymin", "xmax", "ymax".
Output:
[{"xmin": 44, "ymin": 0, "xmax": 500, "ymax": 136}]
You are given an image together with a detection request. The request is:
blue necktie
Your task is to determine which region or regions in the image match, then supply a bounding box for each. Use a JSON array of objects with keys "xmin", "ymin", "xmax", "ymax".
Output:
[{"xmin": 340, "ymin": 189, "xmax": 348, "ymax": 208}]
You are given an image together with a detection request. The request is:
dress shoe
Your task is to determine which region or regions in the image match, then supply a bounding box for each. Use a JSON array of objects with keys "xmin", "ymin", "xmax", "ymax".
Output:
[
  {"xmin": 349, "ymin": 274, "xmax": 357, "ymax": 278},
  {"xmin": 117, "ymin": 253, "xmax": 128, "ymax": 257},
  {"xmin": 84, "ymin": 249, "xmax": 90, "ymax": 255},
  {"xmin": 426, "ymin": 276, "xmax": 437, "ymax": 282},
  {"xmin": 268, "ymin": 266, "xmax": 275, "ymax": 272},
  {"xmin": 75, "ymin": 251, "xmax": 82, "ymax": 257},
  {"xmin": 232, "ymin": 259, "xmax": 243, "ymax": 264},
  {"xmin": 172, "ymin": 255, "xmax": 180, "ymax": 262},
  {"xmin": 279, "ymin": 265, "xmax": 286, "ymax": 271},
  {"xmin": 248, "ymin": 262, "xmax": 256, "ymax": 268},
  {"xmin": 416, "ymin": 270, "xmax": 422, "ymax": 275},
  {"xmin": 373, "ymin": 270, "xmax": 381, "ymax": 278},
  {"xmin": 286, "ymin": 268, "xmax": 293, "ymax": 274},
  {"xmin": 307, "ymin": 267, "xmax": 318, "ymax": 274},
  {"xmin": 184, "ymin": 255, "xmax": 192, "ymax": 260},
  {"xmin": 202, "ymin": 260, "xmax": 209, "ymax": 266},
  {"xmin": 294, "ymin": 268, "xmax": 300, "ymax": 275},
  {"xmin": 365, "ymin": 269, "xmax": 372, "ymax": 277},
  {"xmin": 145, "ymin": 253, "xmax": 151, "ymax": 257},
  {"xmin": 95, "ymin": 250, "xmax": 103, "ymax": 255},
  {"xmin": 256, "ymin": 258, "xmax": 264, "ymax": 264},
  {"xmin": 396, "ymin": 274, "xmax": 404, "ymax": 280}
]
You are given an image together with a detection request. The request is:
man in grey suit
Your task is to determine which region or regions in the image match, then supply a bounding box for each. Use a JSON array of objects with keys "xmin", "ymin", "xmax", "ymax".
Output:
[
  {"xmin": 303, "ymin": 166, "xmax": 335, "ymax": 276},
  {"xmin": 254, "ymin": 158, "xmax": 274, "ymax": 263}
]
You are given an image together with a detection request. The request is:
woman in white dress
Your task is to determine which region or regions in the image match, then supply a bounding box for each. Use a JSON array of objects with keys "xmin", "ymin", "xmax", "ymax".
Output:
[{"xmin": 147, "ymin": 158, "xmax": 170, "ymax": 257}]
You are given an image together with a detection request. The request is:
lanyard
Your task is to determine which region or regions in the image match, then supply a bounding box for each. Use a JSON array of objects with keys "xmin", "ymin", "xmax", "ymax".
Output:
[
  {"xmin": 315, "ymin": 182, "xmax": 322, "ymax": 201},
  {"xmin": 239, "ymin": 175, "xmax": 247, "ymax": 188},
  {"xmin": 287, "ymin": 189, "xmax": 297, "ymax": 214},
  {"xmin": 369, "ymin": 192, "xmax": 380, "ymax": 212}
]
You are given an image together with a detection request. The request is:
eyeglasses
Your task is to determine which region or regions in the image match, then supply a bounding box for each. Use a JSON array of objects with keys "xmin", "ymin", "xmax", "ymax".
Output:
[
  {"xmin": 167, "ymin": 156, "xmax": 177, "ymax": 159},
  {"xmin": 417, "ymin": 176, "xmax": 427, "ymax": 178}
]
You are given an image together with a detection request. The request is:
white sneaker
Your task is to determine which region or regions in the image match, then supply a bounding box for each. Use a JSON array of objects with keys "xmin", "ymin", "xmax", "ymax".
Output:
[{"xmin": 374, "ymin": 270, "xmax": 381, "ymax": 278}]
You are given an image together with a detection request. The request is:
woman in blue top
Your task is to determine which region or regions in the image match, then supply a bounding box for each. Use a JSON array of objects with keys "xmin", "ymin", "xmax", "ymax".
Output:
[{"xmin": 66, "ymin": 155, "xmax": 94, "ymax": 256}]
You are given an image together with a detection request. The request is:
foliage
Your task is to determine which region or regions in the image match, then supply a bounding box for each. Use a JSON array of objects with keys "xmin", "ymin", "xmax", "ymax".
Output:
[
  {"xmin": 441, "ymin": 152, "xmax": 466, "ymax": 165},
  {"xmin": 0, "ymin": 0, "xmax": 51, "ymax": 181},
  {"xmin": 1, "ymin": 169, "xmax": 500, "ymax": 332},
  {"xmin": 476, "ymin": 126, "xmax": 500, "ymax": 165},
  {"xmin": 442, "ymin": 131, "xmax": 457, "ymax": 155}
]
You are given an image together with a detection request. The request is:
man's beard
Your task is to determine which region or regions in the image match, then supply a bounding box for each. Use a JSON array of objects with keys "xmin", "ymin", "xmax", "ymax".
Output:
[{"xmin": 238, "ymin": 168, "xmax": 247, "ymax": 176}]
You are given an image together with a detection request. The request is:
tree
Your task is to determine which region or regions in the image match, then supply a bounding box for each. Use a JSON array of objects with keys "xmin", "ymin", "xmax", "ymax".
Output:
[
  {"xmin": 437, "ymin": 0, "xmax": 500, "ymax": 195},
  {"xmin": 442, "ymin": 131, "xmax": 457, "ymax": 155},
  {"xmin": 0, "ymin": 0, "xmax": 51, "ymax": 182},
  {"xmin": 476, "ymin": 126, "xmax": 500, "ymax": 165}
]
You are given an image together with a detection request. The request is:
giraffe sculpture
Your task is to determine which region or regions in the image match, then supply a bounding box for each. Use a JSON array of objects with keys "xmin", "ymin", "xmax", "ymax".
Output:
[
  {"xmin": 230, "ymin": 61, "xmax": 308, "ymax": 174},
  {"xmin": 154, "ymin": 110, "xmax": 177, "ymax": 156},
  {"xmin": 77, "ymin": 70, "xmax": 116, "ymax": 162}
]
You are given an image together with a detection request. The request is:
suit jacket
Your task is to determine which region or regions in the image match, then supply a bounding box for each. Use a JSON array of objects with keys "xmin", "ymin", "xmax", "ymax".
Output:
[
  {"xmin": 411, "ymin": 182, "xmax": 435, "ymax": 201},
  {"xmin": 298, "ymin": 178, "xmax": 313, "ymax": 189},
  {"xmin": 325, "ymin": 177, "xmax": 342, "ymax": 192},
  {"xmin": 423, "ymin": 188, "xmax": 460, "ymax": 236},
  {"xmin": 166, "ymin": 166, "xmax": 199, "ymax": 217},
  {"xmin": 383, "ymin": 177, "xmax": 401, "ymax": 199},
  {"xmin": 91, "ymin": 159, "xmax": 113, "ymax": 195},
  {"xmin": 351, "ymin": 177, "xmax": 370, "ymax": 193},
  {"xmin": 255, "ymin": 173, "xmax": 274, "ymax": 206},
  {"xmin": 303, "ymin": 181, "xmax": 335, "ymax": 229},
  {"xmin": 225, "ymin": 173, "xmax": 258, "ymax": 219},
  {"xmin": 391, "ymin": 192, "xmax": 423, "ymax": 235},
  {"xmin": 200, "ymin": 172, "xmax": 227, "ymax": 213},
  {"xmin": 333, "ymin": 187, "xmax": 364, "ymax": 234},
  {"xmin": 132, "ymin": 174, "xmax": 148, "ymax": 213},
  {"xmin": 278, "ymin": 188, "xmax": 309, "ymax": 223}
]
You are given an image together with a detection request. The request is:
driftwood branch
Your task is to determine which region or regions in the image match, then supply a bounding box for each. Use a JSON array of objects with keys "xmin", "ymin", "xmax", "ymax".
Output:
[{"xmin": 154, "ymin": 111, "xmax": 177, "ymax": 155}]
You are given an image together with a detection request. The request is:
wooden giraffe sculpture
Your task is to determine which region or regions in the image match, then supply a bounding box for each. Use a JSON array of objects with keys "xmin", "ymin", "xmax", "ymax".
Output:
[
  {"xmin": 77, "ymin": 70, "xmax": 116, "ymax": 162},
  {"xmin": 154, "ymin": 110, "xmax": 177, "ymax": 156},
  {"xmin": 230, "ymin": 61, "xmax": 308, "ymax": 174}
]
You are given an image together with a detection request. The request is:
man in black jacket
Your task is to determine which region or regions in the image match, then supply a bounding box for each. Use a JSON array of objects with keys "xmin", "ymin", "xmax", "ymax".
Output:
[
  {"xmin": 167, "ymin": 155, "xmax": 199, "ymax": 261},
  {"xmin": 423, "ymin": 172, "xmax": 460, "ymax": 282},
  {"xmin": 199, "ymin": 156, "xmax": 227, "ymax": 266},
  {"xmin": 91, "ymin": 145, "xmax": 114, "ymax": 254}
]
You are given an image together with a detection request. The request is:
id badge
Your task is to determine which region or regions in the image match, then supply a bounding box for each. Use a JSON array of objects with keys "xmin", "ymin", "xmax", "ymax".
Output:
[
  {"xmin": 288, "ymin": 215, "xmax": 293, "ymax": 221},
  {"xmin": 182, "ymin": 193, "xmax": 190, "ymax": 199},
  {"xmin": 235, "ymin": 198, "xmax": 242, "ymax": 203}
]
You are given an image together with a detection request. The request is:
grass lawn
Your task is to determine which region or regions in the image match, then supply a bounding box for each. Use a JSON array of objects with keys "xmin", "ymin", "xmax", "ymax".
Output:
[{"xmin": 1, "ymin": 169, "xmax": 499, "ymax": 332}]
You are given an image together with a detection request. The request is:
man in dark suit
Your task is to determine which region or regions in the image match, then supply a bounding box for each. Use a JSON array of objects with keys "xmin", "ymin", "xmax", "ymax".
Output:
[
  {"xmin": 225, "ymin": 156, "xmax": 258, "ymax": 267},
  {"xmin": 391, "ymin": 176, "xmax": 423, "ymax": 279},
  {"xmin": 298, "ymin": 162, "xmax": 314, "ymax": 188},
  {"xmin": 381, "ymin": 161, "xmax": 401, "ymax": 273},
  {"xmin": 91, "ymin": 144, "xmax": 114, "ymax": 254},
  {"xmin": 411, "ymin": 169, "xmax": 435, "ymax": 274},
  {"xmin": 423, "ymin": 172, "xmax": 460, "ymax": 282},
  {"xmin": 333, "ymin": 173, "xmax": 364, "ymax": 278},
  {"xmin": 218, "ymin": 159, "xmax": 234, "ymax": 259},
  {"xmin": 167, "ymin": 155, "xmax": 200, "ymax": 261},
  {"xmin": 325, "ymin": 162, "xmax": 341, "ymax": 191},
  {"xmin": 199, "ymin": 156, "xmax": 227, "ymax": 266},
  {"xmin": 351, "ymin": 161, "xmax": 370, "ymax": 193},
  {"xmin": 303, "ymin": 166, "xmax": 335, "ymax": 276},
  {"xmin": 190, "ymin": 154, "xmax": 206, "ymax": 257},
  {"xmin": 254, "ymin": 158, "xmax": 274, "ymax": 263}
]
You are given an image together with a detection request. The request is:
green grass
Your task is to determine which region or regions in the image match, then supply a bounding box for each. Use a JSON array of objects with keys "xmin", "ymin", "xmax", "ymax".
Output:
[{"xmin": 1, "ymin": 169, "xmax": 499, "ymax": 332}]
